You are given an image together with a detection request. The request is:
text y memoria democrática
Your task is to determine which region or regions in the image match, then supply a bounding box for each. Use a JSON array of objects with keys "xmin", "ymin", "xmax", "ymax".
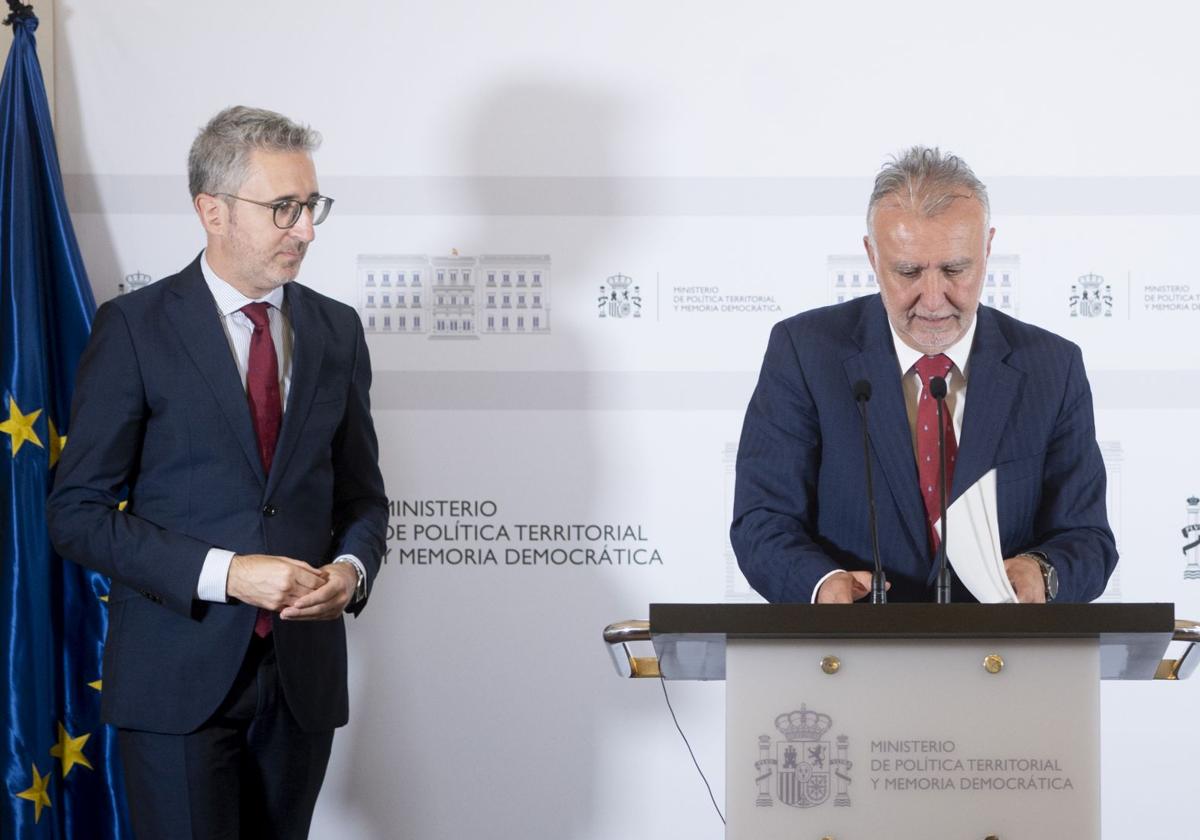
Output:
[
  {"xmin": 878, "ymin": 776, "xmax": 1074, "ymax": 791},
  {"xmin": 392, "ymin": 547, "xmax": 664, "ymax": 565}
]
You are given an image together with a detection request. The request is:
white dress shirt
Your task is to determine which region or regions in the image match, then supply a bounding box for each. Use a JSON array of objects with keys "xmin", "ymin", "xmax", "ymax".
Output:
[
  {"xmin": 194, "ymin": 252, "xmax": 365, "ymax": 604},
  {"xmin": 809, "ymin": 311, "xmax": 979, "ymax": 602}
]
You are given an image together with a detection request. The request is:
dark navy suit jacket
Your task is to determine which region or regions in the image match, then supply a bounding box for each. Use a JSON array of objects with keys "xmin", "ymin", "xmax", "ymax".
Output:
[
  {"xmin": 731, "ymin": 295, "xmax": 1117, "ymax": 603},
  {"xmin": 48, "ymin": 256, "xmax": 388, "ymax": 734}
]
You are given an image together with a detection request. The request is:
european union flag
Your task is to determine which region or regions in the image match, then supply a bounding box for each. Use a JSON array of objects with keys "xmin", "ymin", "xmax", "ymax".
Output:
[{"xmin": 1, "ymin": 5, "xmax": 131, "ymax": 837}]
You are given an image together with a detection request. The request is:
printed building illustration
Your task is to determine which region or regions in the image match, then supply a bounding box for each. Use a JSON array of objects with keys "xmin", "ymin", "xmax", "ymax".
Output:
[
  {"xmin": 827, "ymin": 255, "xmax": 879, "ymax": 304},
  {"xmin": 982, "ymin": 256, "xmax": 1020, "ymax": 313},
  {"xmin": 430, "ymin": 254, "xmax": 477, "ymax": 338},
  {"xmin": 826, "ymin": 254, "xmax": 1020, "ymax": 315},
  {"xmin": 479, "ymin": 255, "xmax": 551, "ymax": 336},
  {"xmin": 357, "ymin": 253, "xmax": 551, "ymax": 339},
  {"xmin": 357, "ymin": 255, "xmax": 429, "ymax": 335}
]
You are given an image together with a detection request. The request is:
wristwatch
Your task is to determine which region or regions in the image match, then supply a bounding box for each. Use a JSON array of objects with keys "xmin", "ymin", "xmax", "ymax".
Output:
[
  {"xmin": 333, "ymin": 557, "xmax": 366, "ymax": 603},
  {"xmin": 1025, "ymin": 551, "xmax": 1058, "ymax": 602}
]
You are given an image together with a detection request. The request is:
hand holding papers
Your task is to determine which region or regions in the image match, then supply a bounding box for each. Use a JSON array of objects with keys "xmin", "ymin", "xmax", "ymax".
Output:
[{"xmin": 933, "ymin": 469, "xmax": 1018, "ymax": 603}]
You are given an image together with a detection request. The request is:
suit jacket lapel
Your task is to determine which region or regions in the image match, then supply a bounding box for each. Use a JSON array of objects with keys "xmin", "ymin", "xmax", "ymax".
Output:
[
  {"xmin": 953, "ymin": 308, "xmax": 1022, "ymax": 499},
  {"xmin": 842, "ymin": 298, "xmax": 928, "ymax": 557},
  {"xmin": 267, "ymin": 283, "xmax": 325, "ymax": 497},
  {"xmin": 164, "ymin": 258, "xmax": 267, "ymax": 486}
]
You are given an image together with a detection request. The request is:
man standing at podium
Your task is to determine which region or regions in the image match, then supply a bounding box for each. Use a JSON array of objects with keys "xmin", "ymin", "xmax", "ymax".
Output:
[{"xmin": 731, "ymin": 146, "xmax": 1116, "ymax": 605}]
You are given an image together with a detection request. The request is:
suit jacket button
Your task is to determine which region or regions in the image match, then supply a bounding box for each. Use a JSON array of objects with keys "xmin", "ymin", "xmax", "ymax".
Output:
[{"xmin": 262, "ymin": 504, "xmax": 277, "ymax": 517}]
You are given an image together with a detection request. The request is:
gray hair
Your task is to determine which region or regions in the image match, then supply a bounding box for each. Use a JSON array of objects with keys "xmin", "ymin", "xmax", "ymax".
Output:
[
  {"xmin": 866, "ymin": 146, "xmax": 989, "ymax": 239},
  {"xmin": 187, "ymin": 106, "xmax": 321, "ymax": 198}
]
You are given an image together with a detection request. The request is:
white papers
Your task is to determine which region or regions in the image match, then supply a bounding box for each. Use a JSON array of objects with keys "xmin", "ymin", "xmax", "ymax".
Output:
[{"xmin": 933, "ymin": 469, "xmax": 1018, "ymax": 603}]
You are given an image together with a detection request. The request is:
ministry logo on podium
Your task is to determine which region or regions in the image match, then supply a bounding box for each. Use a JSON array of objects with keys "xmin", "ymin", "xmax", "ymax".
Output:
[
  {"xmin": 1183, "ymin": 496, "xmax": 1200, "ymax": 581},
  {"xmin": 598, "ymin": 274, "xmax": 641, "ymax": 319},
  {"xmin": 755, "ymin": 704, "xmax": 852, "ymax": 809}
]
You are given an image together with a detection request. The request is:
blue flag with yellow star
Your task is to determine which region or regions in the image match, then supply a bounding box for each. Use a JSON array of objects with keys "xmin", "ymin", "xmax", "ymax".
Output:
[{"xmin": 1, "ymin": 7, "xmax": 131, "ymax": 837}]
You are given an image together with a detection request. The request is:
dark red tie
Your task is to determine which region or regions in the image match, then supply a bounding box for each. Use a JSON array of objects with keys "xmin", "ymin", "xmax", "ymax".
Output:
[
  {"xmin": 914, "ymin": 354, "xmax": 957, "ymax": 555},
  {"xmin": 241, "ymin": 302, "xmax": 281, "ymax": 637}
]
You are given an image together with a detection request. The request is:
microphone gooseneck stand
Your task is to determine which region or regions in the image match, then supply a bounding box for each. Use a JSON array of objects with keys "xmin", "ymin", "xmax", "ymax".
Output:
[
  {"xmin": 853, "ymin": 379, "xmax": 887, "ymax": 604},
  {"xmin": 930, "ymin": 375, "xmax": 952, "ymax": 604}
]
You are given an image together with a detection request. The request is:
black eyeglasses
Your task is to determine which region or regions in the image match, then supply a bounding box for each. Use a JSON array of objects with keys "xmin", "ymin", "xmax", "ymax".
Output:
[{"xmin": 217, "ymin": 193, "xmax": 334, "ymax": 229}]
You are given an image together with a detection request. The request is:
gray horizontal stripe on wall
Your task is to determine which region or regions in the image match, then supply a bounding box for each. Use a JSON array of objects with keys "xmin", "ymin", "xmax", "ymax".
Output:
[
  {"xmin": 371, "ymin": 371, "xmax": 757, "ymax": 410},
  {"xmin": 64, "ymin": 174, "xmax": 1200, "ymax": 216},
  {"xmin": 369, "ymin": 370, "xmax": 1199, "ymax": 411}
]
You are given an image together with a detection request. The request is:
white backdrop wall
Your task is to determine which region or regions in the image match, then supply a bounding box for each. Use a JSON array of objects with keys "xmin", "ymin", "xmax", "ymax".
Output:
[{"xmin": 49, "ymin": 2, "xmax": 1200, "ymax": 837}]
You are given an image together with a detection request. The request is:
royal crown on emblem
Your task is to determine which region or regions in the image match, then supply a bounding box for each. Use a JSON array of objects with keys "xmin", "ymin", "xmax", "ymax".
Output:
[
  {"xmin": 1077, "ymin": 272, "xmax": 1104, "ymax": 291},
  {"xmin": 775, "ymin": 704, "xmax": 833, "ymax": 742},
  {"xmin": 1189, "ymin": 497, "xmax": 1199, "ymax": 508},
  {"xmin": 606, "ymin": 273, "xmax": 633, "ymax": 290},
  {"xmin": 123, "ymin": 271, "xmax": 153, "ymax": 292}
]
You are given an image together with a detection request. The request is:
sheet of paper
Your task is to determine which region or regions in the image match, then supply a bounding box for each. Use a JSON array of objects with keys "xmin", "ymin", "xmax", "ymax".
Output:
[{"xmin": 934, "ymin": 469, "xmax": 1018, "ymax": 603}]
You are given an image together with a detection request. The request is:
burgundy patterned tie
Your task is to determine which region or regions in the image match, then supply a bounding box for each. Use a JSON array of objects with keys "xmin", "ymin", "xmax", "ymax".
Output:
[
  {"xmin": 914, "ymin": 354, "xmax": 957, "ymax": 555},
  {"xmin": 241, "ymin": 302, "xmax": 281, "ymax": 637}
]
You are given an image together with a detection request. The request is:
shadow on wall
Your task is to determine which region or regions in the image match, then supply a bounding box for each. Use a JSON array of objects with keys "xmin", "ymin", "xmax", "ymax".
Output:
[
  {"xmin": 459, "ymin": 79, "xmax": 626, "ymax": 183},
  {"xmin": 319, "ymin": 78, "xmax": 642, "ymax": 840},
  {"xmin": 52, "ymin": 4, "xmax": 123, "ymax": 303}
]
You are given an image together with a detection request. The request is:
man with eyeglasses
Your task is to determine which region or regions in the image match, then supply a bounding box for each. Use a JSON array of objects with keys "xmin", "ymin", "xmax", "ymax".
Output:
[{"xmin": 49, "ymin": 106, "xmax": 387, "ymax": 838}]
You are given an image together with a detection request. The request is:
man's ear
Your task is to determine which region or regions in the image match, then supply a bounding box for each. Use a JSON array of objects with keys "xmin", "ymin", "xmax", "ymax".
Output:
[{"xmin": 195, "ymin": 193, "xmax": 228, "ymax": 236}]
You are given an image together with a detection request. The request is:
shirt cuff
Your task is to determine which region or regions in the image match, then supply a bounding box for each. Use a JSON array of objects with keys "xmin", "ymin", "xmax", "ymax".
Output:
[
  {"xmin": 811, "ymin": 569, "xmax": 844, "ymax": 604},
  {"xmin": 197, "ymin": 548, "xmax": 236, "ymax": 602},
  {"xmin": 332, "ymin": 554, "xmax": 367, "ymax": 603}
]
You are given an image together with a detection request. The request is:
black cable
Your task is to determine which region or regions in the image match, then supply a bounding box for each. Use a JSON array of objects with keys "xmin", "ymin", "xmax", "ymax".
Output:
[{"xmin": 659, "ymin": 676, "xmax": 725, "ymax": 825}]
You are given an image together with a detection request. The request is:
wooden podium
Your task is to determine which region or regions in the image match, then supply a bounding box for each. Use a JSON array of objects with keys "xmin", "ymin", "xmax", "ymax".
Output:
[{"xmin": 606, "ymin": 604, "xmax": 1196, "ymax": 840}]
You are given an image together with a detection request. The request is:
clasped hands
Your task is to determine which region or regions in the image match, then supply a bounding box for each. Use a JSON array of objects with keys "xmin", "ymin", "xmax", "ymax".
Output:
[
  {"xmin": 226, "ymin": 554, "xmax": 357, "ymax": 620},
  {"xmin": 816, "ymin": 555, "xmax": 1047, "ymax": 604}
]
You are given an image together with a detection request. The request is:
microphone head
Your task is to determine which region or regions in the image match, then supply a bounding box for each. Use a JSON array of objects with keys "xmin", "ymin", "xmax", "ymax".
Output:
[
  {"xmin": 853, "ymin": 379, "xmax": 872, "ymax": 402},
  {"xmin": 929, "ymin": 376, "xmax": 948, "ymax": 400}
]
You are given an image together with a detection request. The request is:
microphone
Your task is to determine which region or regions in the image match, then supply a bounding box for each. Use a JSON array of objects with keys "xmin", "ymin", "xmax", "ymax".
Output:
[
  {"xmin": 852, "ymin": 379, "xmax": 886, "ymax": 604},
  {"xmin": 929, "ymin": 375, "xmax": 952, "ymax": 604}
]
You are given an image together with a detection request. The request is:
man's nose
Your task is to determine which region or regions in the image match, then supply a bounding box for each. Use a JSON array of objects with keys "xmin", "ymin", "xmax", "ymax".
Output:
[
  {"xmin": 289, "ymin": 206, "xmax": 316, "ymax": 242},
  {"xmin": 916, "ymin": 272, "xmax": 949, "ymax": 310}
]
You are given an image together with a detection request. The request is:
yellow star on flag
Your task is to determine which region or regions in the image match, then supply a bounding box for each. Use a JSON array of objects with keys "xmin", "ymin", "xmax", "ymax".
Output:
[
  {"xmin": 49, "ymin": 722, "xmax": 93, "ymax": 778},
  {"xmin": 88, "ymin": 679, "xmax": 103, "ymax": 691},
  {"xmin": 0, "ymin": 397, "xmax": 44, "ymax": 458},
  {"xmin": 48, "ymin": 417, "xmax": 66, "ymax": 468},
  {"xmin": 15, "ymin": 764, "xmax": 52, "ymax": 823}
]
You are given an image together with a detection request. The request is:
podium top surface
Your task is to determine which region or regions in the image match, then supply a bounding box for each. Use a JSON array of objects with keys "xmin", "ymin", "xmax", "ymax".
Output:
[
  {"xmin": 647, "ymin": 603, "xmax": 1176, "ymax": 681},
  {"xmin": 649, "ymin": 602, "xmax": 1174, "ymax": 638}
]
